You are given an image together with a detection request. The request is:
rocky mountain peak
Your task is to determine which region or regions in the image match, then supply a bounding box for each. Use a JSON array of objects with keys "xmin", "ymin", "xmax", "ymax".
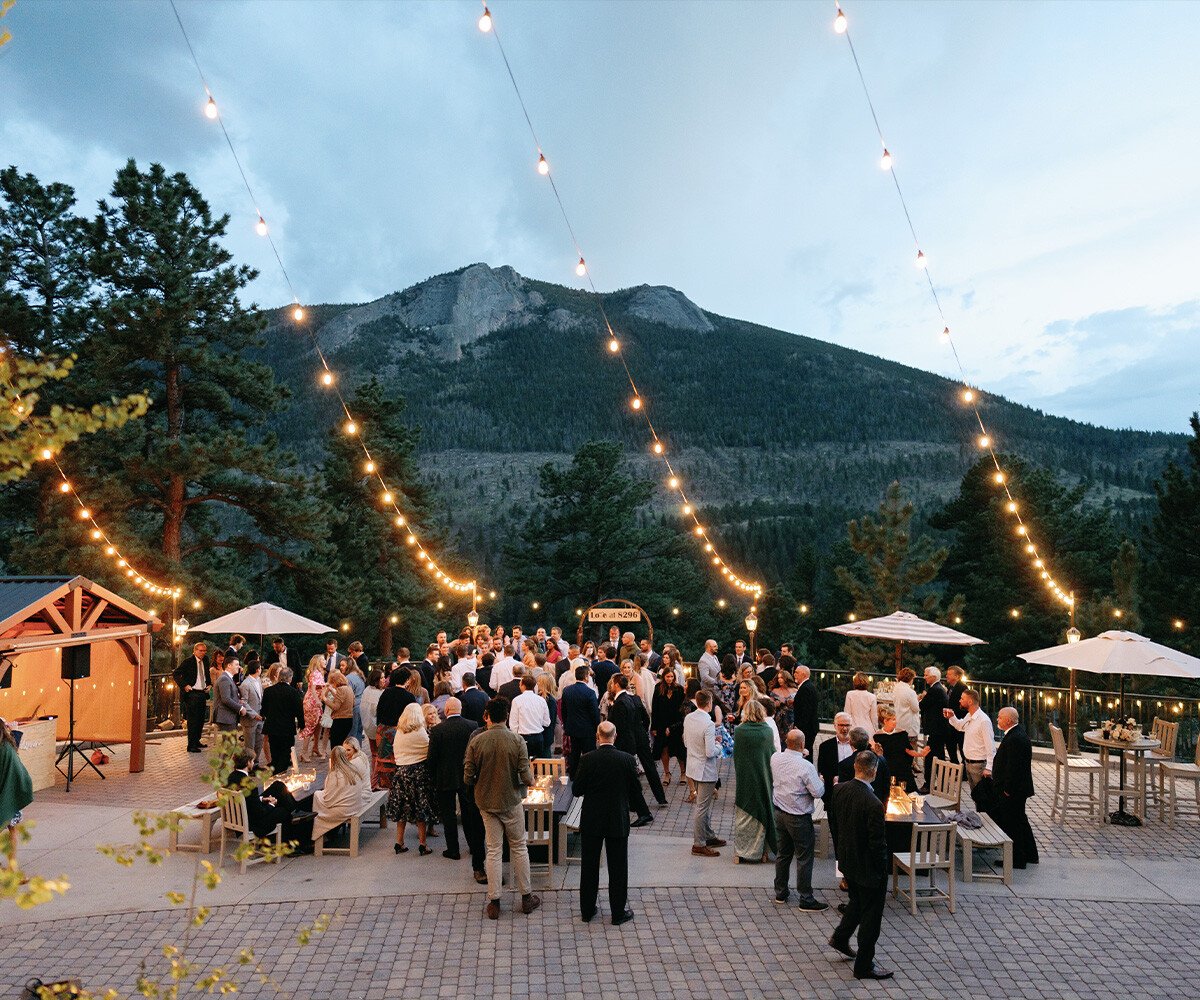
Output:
[{"xmin": 621, "ymin": 284, "xmax": 715, "ymax": 333}]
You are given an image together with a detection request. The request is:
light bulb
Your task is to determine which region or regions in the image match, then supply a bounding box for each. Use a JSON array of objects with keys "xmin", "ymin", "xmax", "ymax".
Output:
[
  {"xmin": 1024, "ymin": 543, "xmax": 1035, "ymax": 554},
  {"xmin": 1033, "ymin": 559, "xmax": 1043, "ymax": 568},
  {"xmin": 682, "ymin": 504, "xmax": 692, "ymax": 515},
  {"xmin": 293, "ymin": 305, "xmax": 305, "ymax": 322},
  {"xmin": 531, "ymin": 601, "xmax": 540, "ymax": 611},
  {"xmin": 91, "ymin": 529, "xmax": 102, "ymax": 540},
  {"xmin": 395, "ymin": 514, "xmax": 406, "ymax": 527},
  {"xmin": 204, "ymin": 96, "xmax": 218, "ymax": 119},
  {"xmin": 607, "ymin": 338, "xmax": 620, "ymax": 353},
  {"xmin": 834, "ymin": 8, "xmax": 847, "ymax": 33},
  {"xmin": 652, "ymin": 441, "xmax": 664, "ymax": 455},
  {"xmin": 978, "ymin": 435, "xmax": 990, "ymax": 449},
  {"xmin": 1010, "ymin": 608, "xmax": 1020, "ymax": 618},
  {"xmin": 117, "ymin": 559, "xmax": 127, "ymax": 568},
  {"xmin": 704, "ymin": 543, "xmax": 713, "ymax": 553},
  {"xmin": 59, "ymin": 481, "xmax": 71, "ymax": 493},
  {"xmin": 1016, "ymin": 525, "xmax": 1027, "ymax": 536},
  {"xmin": 799, "ymin": 604, "xmax": 809, "ymax": 614},
  {"xmin": 390, "ymin": 614, "xmax": 399, "ymax": 625},
  {"xmin": 941, "ymin": 327, "xmax": 952, "ymax": 343},
  {"xmin": 381, "ymin": 491, "xmax": 394, "ymax": 504},
  {"xmin": 255, "ymin": 215, "xmax": 268, "ymax": 237},
  {"xmin": 78, "ymin": 508, "xmax": 91, "ymax": 519},
  {"xmin": 693, "ymin": 525, "xmax": 704, "ymax": 537},
  {"xmin": 961, "ymin": 387, "xmax": 975, "ymax": 403},
  {"xmin": 344, "ymin": 420, "xmax": 358, "ymax": 435},
  {"xmin": 915, "ymin": 250, "xmax": 928, "ymax": 269},
  {"xmin": 667, "ymin": 476, "xmax": 679, "ymax": 490},
  {"xmin": 537, "ymin": 153, "xmax": 549, "ymax": 175},
  {"xmin": 406, "ymin": 534, "xmax": 416, "ymax": 545},
  {"xmin": 575, "ymin": 257, "xmax": 587, "ymax": 277},
  {"xmin": 880, "ymin": 148, "xmax": 893, "ymax": 170},
  {"xmin": 717, "ymin": 599, "xmax": 727, "ymax": 609},
  {"xmin": 712, "ymin": 556, "xmax": 720, "ymax": 565},
  {"xmin": 672, "ymin": 607, "xmax": 680, "ymax": 616},
  {"xmin": 489, "ymin": 590, "xmax": 497, "ymax": 599},
  {"xmin": 105, "ymin": 546, "xmax": 116, "ymax": 556},
  {"xmin": 630, "ymin": 396, "xmax": 642, "ymax": 410},
  {"xmin": 321, "ymin": 371, "xmax": 334, "ymax": 386},
  {"xmin": 993, "ymin": 471, "xmax": 1005, "ymax": 484},
  {"xmin": 364, "ymin": 460, "xmax": 376, "ymax": 473},
  {"xmin": 478, "ymin": 7, "xmax": 492, "ymax": 32},
  {"xmin": 1007, "ymin": 501, "xmax": 1018, "ymax": 513},
  {"xmin": 40, "ymin": 448, "xmax": 53, "ymax": 460}
]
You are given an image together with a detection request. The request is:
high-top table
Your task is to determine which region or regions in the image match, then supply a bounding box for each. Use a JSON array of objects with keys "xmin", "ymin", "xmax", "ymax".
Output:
[{"xmin": 1084, "ymin": 730, "xmax": 1160, "ymax": 827}]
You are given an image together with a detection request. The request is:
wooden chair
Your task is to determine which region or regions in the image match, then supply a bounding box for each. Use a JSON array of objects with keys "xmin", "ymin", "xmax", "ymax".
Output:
[
  {"xmin": 1159, "ymin": 739, "xmax": 1200, "ymax": 828},
  {"xmin": 1049, "ymin": 724, "xmax": 1103, "ymax": 823},
  {"xmin": 524, "ymin": 800, "xmax": 554, "ymax": 888},
  {"xmin": 218, "ymin": 791, "xmax": 282, "ymax": 875},
  {"xmin": 1146, "ymin": 719, "xmax": 1179, "ymax": 813},
  {"xmin": 558, "ymin": 795, "xmax": 584, "ymax": 865},
  {"xmin": 892, "ymin": 823, "xmax": 955, "ymax": 915},
  {"xmin": 924, "ymin": 759, "xmax": 963, "ymax": 811},
  {"xmin": 532, "ymin": 757, "xmax": 566, "ymax": 784}
]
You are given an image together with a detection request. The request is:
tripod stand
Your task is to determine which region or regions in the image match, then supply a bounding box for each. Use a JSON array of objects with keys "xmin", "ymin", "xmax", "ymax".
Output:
[{"xmin": 54, "ymin": 672, "xmax": 105, "ymax": 792}]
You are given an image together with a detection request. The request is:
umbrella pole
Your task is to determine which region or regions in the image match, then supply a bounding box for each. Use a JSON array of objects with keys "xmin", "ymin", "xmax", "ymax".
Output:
[
  {"xmin": 1119, "ymin": 674, "xmax": 1126, "ymax": 719},
  {"xmin": 894, "ymin": 641, "xmax": 902, "ymax": 677},
  {"xmin": 1067, "ymin": 669, "xmax": 1078, "ymax": 755}
]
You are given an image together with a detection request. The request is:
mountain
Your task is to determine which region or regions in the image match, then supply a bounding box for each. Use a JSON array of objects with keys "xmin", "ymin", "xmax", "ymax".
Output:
[{"xmin": 258, "ymin": 263, "xmax": 1183, "ymax": 582}]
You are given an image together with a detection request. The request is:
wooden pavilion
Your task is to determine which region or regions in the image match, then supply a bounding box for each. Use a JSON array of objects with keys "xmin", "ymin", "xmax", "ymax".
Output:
[{"xmin": 0, "ymin": 576, "xmax": 157, "ymax": 774}]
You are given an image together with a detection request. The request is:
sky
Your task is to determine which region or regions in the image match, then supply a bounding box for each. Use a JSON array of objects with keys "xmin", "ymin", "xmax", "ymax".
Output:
[{"xmin": 3, "ymin": 0, "xmax": 1198, "ymax": 433}]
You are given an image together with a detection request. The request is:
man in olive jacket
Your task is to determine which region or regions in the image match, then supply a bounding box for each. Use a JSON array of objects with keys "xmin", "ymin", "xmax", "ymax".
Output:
[{"xmin": 463, "ymin": 697, "xmax": 541, "ymax": 920}]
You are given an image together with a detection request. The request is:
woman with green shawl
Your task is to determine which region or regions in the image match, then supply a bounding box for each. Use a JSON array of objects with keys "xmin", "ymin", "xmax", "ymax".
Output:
[
  {"xmin": 1, "ymin": 718, "xmax": 35, "ymax": 871},
  {"xmin": 732, "ymin": 699, "xmax": 776, "ymax": 863}
]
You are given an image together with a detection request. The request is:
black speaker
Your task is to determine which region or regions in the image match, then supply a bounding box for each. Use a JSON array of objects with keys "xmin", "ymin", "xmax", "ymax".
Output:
[
  {"xmin": 62, "ymin": 645, "xmax": 91, "ymax": 680},
  {"xmin": 0, "ymin": 656, "xmax": 12, "ymax": 689}
]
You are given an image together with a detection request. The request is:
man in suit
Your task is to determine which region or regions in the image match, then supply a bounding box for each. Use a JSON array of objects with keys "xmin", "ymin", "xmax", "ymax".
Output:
[
  {"xmin": 173, "ymin": 641, "xmax": 210, "ymax": 753},
  {"xmin": 214, "ymin": 656, "xmax": 248, "ymax": 733},
  {"xmin": 696, "ymin": 639, "xmax": 721, "ymax": 690},
  {"xmin": 990, "ymin": 706, "xmax": 1039, "ymax": 869},
  {"xmin": 265, "ymin": 637, "xmax": 293, "ymax": 676},
  {"xmin": 560, "ymin": 665, "xmax": 601, "ymax": 777},
  {"xmin": 224, "ymin": 634, "xmax": 246, "ymax": 666},
  {"xmin": 427, "ymin": 697, "xmax": 486, "ymax": 879},
  {"xmin": 730, "ymin": 639, "xmax": 752, "ymax": 671},
  {"xmin": 459, "ymin": 672, "xmax": 489, "ymax": 726},
  {"xmin": 591, "ymin": 646, "xmax": 618, "ymax": 691},
  {"xmin": 684, "ymin": 690, "xmax": 723, "ymax": 857},
  {"xmin": 608, "ymin": 674, "xmax": 667, "ymax": 807},
  {"xmin": 817, "ymin": 712, "xmax": 856, "ymax": 884},
  {"xmin": 839, "ymin": 728, "xmax": 891, "ymax": 801},
  {"xmin": 919, "ymin": 667, "xmax": 956, "ymax": 790},
  {"xmin": 323, "ymin": 639, "xmax": 346, "ymax": 677},
  {"xmin": 497, "ymin": 663, "xmax": 524, "ymax": 704},
  {"xmin": 946, "ymin": 665, "xmax": 968, "ymax": 759},
  {"xmin": 793, "ymin": 665, "xmax": 819, "ymax": 756},
  {"xmin": 638, "ymin": 638, "xmax": 662, "ymax": 674},
  {"xmin": 829, "ymin": 751, "xmax": 893, "ymax": 980},
  {"xmin": 260, "ymin": 666, "xmax": 305, "ymax": 774},
  {"xmin": 226, "ymin": 750, "xmax": 314, "ymax": 852},
  {"xmin": 571, "ymin": 721, "xmax": 642, "ymax": 925}
]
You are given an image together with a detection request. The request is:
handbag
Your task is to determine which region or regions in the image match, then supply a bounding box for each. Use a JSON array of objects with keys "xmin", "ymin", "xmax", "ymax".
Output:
[{"xmin": 320, "ymin": 705, "xmax": 333, "ymax": 729}]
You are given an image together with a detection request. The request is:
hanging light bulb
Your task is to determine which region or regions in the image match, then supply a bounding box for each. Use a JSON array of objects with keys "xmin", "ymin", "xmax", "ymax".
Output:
[
  {"xmin": 394, "ymin": 514, "xmax": 406, "ymax": 527},
  {"xmin": 1016, "ymin": 525, "xmax": 1027, "ymax": 536},
  {"xmin": 204, "ymin": 95, "xmax": 218, "ymax": 119},
  {"xmin": 292, "ymin": 305, "xmax": 306, "ymax": 322},
  {"xmin": 344, "ymin": 419, "xmax": 358, "ymax": 435},
  {"xmin": 941, "ymin": 327, "xmax": 952, "ymax": 344},
  {"xmin": 682, "ymin": 503, "xmax": 693, "ymax": 516},
  {"xmin": 834, "ymin": 7, "xmax": 847, "ymax": 33},
  {"xmin": 105, "ymin": 546, "xmax": 116, "ymax": 556},
  {"xmin": 1007, "ymin": 501, "xmax": 1018, "ymax": 514},
  {"xmin": 255, "ymin": 215, "xmax": 268, "ymax": 237},
  {"xmin": 667, "ymin": 476, "xmax": 679, "ymax": 490},
  {"xmin": 90, "ymin": 529, "xmax": 102, "ymax": 541},
  {"xmin": 320, "ymin": 371, "xmax": 334, "ymax": 387},
  {"xmin": 406, "ymin": 534, "xmax": 416, "ymax": 545},
  {"xmin": 364, "ymin": 460, "xmax": 376, "ymax": 474},
  {"xmin": 575, "ymin": 257, "xmax": 587, "ymax": 277},
  {"xmin": 961, "ymin": 387, "xmax": 975, "ymax": 403},
  {"xmin": 607, "ymin": 337, "xmax": 620, "ymax": 353},
  {"xmin": 652, "ymin": 441, "xmax": 664, "ymax": 455},
  {"xmin": 58, "ymin": 481, "xmax": 71, "ymax": 493},
  {"xmin": 381, "ymin": 491, "xmax": 394, "ymax": 505},
  {"xmin": 39, "ymin": 448, "xmax": 53, "ymax": 461},
  {"xmin": 693, "ymin": 525, "xmax": 704, "ymax": 537},
  {"xmin": 1010, "ymin": 608, "xmax": 1021, "ymax": 618},
  {"xmin": 78, "ymin": 508, "xmax": 91, "ymax": 519},
  {"xmin": 993, "ymin": 471, "xmax": 1006, "ymax": 485},
  {"xmin": 537, "ymin": 153, "xmax": 549, "ymax": 175},
  {"xmin": 478, "ymin": 6, "xmax": 492, "ymax": 32},
  {"xmin": 978, "ymin": 434, "xmax": 991, "ymax": 449},
  {"xmin": 880, "ymin": 148, "xmax": 893, "ymax": 170},
  {"xmin": 915, "ymin": 250, "xmax": 928, "ymax": 269},
  {"xmin": 630, "ymin": 396, "xmax": 642, "ymax": 410}
]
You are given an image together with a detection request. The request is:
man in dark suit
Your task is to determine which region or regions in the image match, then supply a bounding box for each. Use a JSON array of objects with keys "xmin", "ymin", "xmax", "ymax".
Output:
[
  {"xmin": 793, "ymin": 665, "xmax": 819, "ymax": 756},
  {"xmin": 730, "ymin": 639, "xmax": 752, "ymax": 671},
  {"xmin": 816, "ymin": 712, "xmax": 855, "ymax": 880},
  {"xmin": 946, "ymin": 665, "xmax": 968, "ymax": 759},
  {"xmin": 264, "ymin": 637, "xmax": 295, "ymax": 677},
  {"xmin": 560, "ymin": 665, "xmax": 601, "ymax": 777},
  {"xmin": 474, "ymin": 653, "xmax": 495, "ymax": 696},
  {"xmin": 322, "ymin": 638, "xmax": 346, "ymax": 677},
  {"xmin": 638, "ymin": 638, "xmax": 662, "ymax": 674},
  {"xmin": 591, "ymin": 646, "xmax": 618, "ymax": 691},
  {"xmin": 226, "ymin": 751, "xmax": 314, "ymax": 852},
  {"xmin": 919, "ymin": 667, "xmax": 956, "ymax": 790},
  {"xmin": 427, "ymin": 697, "xmax": 486, "ymax": 878},
  {"xmin": 571, "ymin": 721, "xmax": 643, "ymax": 925},
  {"xmin": 459, "ymin": 673, "xmax": 489, "ymax": 726},
  {"xmin": 839, "ymin": 728, "xmax": 891, "ymax": 801},
  {"xmin": 990, "ymin": 706, "xmax": 1039, "ymax": 869},
  {"xmin": 260, "ymin": 666, "xmax": 305, "ymax": 773},
  {"xmin": 608, "ymin": 674, "xmax": 667, "ymax": 807},
  {"xmin": 829, "ymin": 752, "xmax": 893, "ymax": 980},
  {"xmin": 376, "ymin": 667, "xmax": 416, "ymax": 729},
  {"xmin": 497, "ymin": 664, "xmax": 524, "ymax": 704},
  {"xmin": 173, "ymin": 641, "xmax": 210, "ymax": 753},
  {"xmin": 417, "ymin": 643, "xmax": 439, "ymax": 698}
]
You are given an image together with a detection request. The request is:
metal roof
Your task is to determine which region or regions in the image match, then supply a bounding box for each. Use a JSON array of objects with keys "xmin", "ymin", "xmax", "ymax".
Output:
[{"xmin": 0, "ymin": 577, "xmax": 75, "ymax": 626}]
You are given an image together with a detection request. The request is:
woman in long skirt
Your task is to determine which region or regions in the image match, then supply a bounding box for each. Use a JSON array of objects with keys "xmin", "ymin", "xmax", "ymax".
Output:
[
  {"xmin": 386, "ymin": 703, "xmax": 434, "ymax": 855},
  {"xmin": 298, "ymin": 656, "xmax": 326, "ymax": 762},
  {"xmin": 732, "ymin": 699, "xmax": 777, "ymax": 863}
]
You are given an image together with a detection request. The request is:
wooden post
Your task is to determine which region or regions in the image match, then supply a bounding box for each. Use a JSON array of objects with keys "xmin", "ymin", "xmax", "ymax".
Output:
[{"xmin": 129, "ymin": 630, "xmax": 150, "ymax": 773}]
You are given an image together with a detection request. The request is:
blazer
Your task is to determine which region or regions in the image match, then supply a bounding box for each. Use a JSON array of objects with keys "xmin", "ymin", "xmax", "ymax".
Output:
[
  {"xmin": 560, "ymin": 682, "xmax": 601, "ymax": 739},
  {"xmin": 261, "ymin": 682, "xmax": 305, "ymax": 737},
  {"xmin": 571, "ymin": 744, "xmax": 641, "ymax": 839},
  {"xmin": 837, "ymin": 750, "xmax": 891, "ymax": 802},
  {"xmin": 459, "ymin": 687, "xmax": 489, "ymax": 725},
  {"xmin": 173, "ymin": 655, "xmax": 209, "ymax": 693},
  {"xmin": 831, "ymin": 777, "xmax": 889, "ymax": 886},
  {"xmin": 947, "ymin": 681, "xmax": 968, "ymax": 719},
  {"xmin": 793, "ymin": 680, "xmax": 819, "ymax": 750},
  {"xmin": 609, "ymin": 692, "xmax": 652, "ymax": 756},
  {"xmin": 214, "ymin": 671, "xmax": 243, "ymax": 726},
  {"xmin": 226, "ymin": 769, "xmax": 284, "ymax": 837},
  {"xmin": 991, "ymin": 724, "xmax": 1035, "ymax": 800},
  {"xmin": 683, "ymin": 709, "xmax": 719, "ymax": 783},
  {"xmin": 920, "ymin": 681, "xmax": 953, "ymax": 740},
  {"xmin": 816, "ymin": 737, "xmax": 853, "ymax": 806},
  {"xmin": 497, "ymin": 679, "xmax": 522, "ymax": 704},
  {"xmin": 427, "ymin": 715, "xmax": 480, "ymax": 792},
  {"xmin": 591, "ymin": 658, "xmax": 618, "ymax": 690}
]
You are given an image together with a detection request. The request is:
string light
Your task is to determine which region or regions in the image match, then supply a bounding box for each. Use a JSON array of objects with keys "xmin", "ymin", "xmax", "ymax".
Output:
[
  {"xmin": 834, "ymin": 6, "xmax": 848, "ymax": 33},
  {"xmin": 575, "ymin": 257, "xmax": 587, "ymax": 277},
  {"xmin": 320, "ymin": 371, "xmax": 334, "ymax": 387},
  {"xmin": 255, "ymin": 215, "xmax": 268, "ymax": 237},
  {"xmin": 477, "ymin": 5, "xmax": 492, "ymax": 32},
  {"xmin": 292, "ymin": 305, "xmax": 305, "ymax": 322},
  {"xmin": 344, "ymin": 420, "xmax": 358, "ymax": 436},
  {"xmin": 364, "ymin": 460, "xmax": 376, "ymax": 474},
  {"xmin": 204, "ymin": 95, "xmax": 218, "ymax": 119},
  {"xmin": 880, "ymin": 147, "xmax": 892, "ymax": 170},
  {"xmin": 915, "ymin": 250, "xmax": 927, "ymax": 269},
  {"xmin": 630, "ymin": 396, "xmax": 642, "ymax": 410},
  {"xmin": 537, "ymin": 153, "xmax": 549, "ymax": 175},
  {"xmin": 607, "ymin": 338, "xmax": 620, "ymax": 353}
]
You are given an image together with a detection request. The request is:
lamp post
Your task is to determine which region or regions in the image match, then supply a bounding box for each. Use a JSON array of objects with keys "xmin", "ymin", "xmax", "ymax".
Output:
[
  {"xmin": 745, "ymin": 609, "xmax": 758, "ymax": 658},
  {"xmin": 171, "ymin": 613, "xmax": 189, "ymax": 728},
  {"xmin": 1065, "ymin": 592, "xmax": 1081, "ymax": 752},
  {"xmin": 467, "ymin": 585, "xmax": 479, "ymax": 629}
]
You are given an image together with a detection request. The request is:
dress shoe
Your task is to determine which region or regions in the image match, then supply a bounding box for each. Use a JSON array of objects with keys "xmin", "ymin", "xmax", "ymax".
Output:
[
  {"xmin": 442, "ymin": 851, "xmax": 461, "ymax": 860},
  {"xmin": 837, "ymin": 903, "xmax": 848, "ymax": 914},
  {"xmin": 612, "ymin": 908, "xmax": 635, "ymax": 926},
  {"xmin": 520, "ymin": 893, "xmax": 541, "ymax": 915},
  {"xmin": 706, "ymin": 838, "xmax": 727, "ymax": 847},
  {"xmin": 631, "ymin": 815, "xmax": 653, "ymax": 828},
  {"xmin": 581, "ymin": 909, "xmax": 597, "ymax": 923},
  {"xmin": 854, "ymin": 967, "xmax": 894, "ymax": 981},
  {"xmin": 485, "ymin": 899, "xmax": 500, "ymax": 920},
  {"xmin": 798, "ymin": 898, "xmax": 829, "ymax": 912},
  {"xmin": 691, "ymin": 845, "xmax": 720, "ymax": 857},
  {"xmin": 655, "ymin": 799, "xmax": 668, "ymax": 808},
  {"xmin": 197, "ymin": 742, "xmax": 208, "ymax": 749},
  {"xmin": 828, "ymin": 936, "xmax": 856, "ymax": 960},
  {"xmin": 473, "ymin": 871, "xmax": 488, "ymax": 884},
  {"xmin": 774, "ymin": 892, "xmax": 789, "ymax": 904},
  {"xmin": 187, "ymin": 748, "xmax": 202, "ymax": 754}
]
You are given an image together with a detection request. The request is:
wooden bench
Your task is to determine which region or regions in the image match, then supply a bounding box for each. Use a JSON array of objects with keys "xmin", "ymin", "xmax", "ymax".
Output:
[
  {"xmin": 168, "ymin": 797, "xmax": 222, "ymax": 854},
  {"xmin": 955, "ymin": 813, "xmax": 1012, "ymax": 885},
  {"xmin": 558, "ymin": 794, "xmax": 583, "ymax": 865},
  {"xmin": 314, "ymin": 789, "xmax": 389, "ymax": 858}
]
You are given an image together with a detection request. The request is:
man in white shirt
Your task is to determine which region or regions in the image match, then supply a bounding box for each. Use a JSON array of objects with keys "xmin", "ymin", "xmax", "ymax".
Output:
[
  {"xmin": 684, "ymin": 691, "xmax": 724, "ymax": 857},
  {"xmin": 696, "ymin": 640, "xmax": 720, "ymax": 690},
  {"xmin": 510, "ymin": 674, "xmax": 552, "ymax": 759},
  {"xmin": 558, "ymin": 660, "xmax": 597, "ymax": 696},
  {"xmin": 635, "ymin": 655, "xmax": 657, "ymax": 708},
  {"xmin": 943, "ymin": 688, "xmax": 995, "ymax": 788},
  {"xmin": 550, "ymin": 626, "xmax": 570, "ymax": 659},
  {"xmin": 490, "ymin": 646, "xmax": 518, "ymax": 693},
  {"xmin": 771, "ymin": 729, "xmax": 827, "ymax": 911},
  {"xmin": 451, "ymin": 649, "xmax": 478, "ymax": 692}
]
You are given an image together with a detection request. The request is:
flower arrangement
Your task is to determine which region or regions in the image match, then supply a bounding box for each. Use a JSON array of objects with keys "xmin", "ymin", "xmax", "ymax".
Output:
[{"xmin": 1100, "ymin": 717, "xmax": 1141, "ymax": 742}]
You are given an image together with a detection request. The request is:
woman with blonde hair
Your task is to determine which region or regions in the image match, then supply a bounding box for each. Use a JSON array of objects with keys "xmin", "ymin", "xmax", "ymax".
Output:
[
  {"xmin": 298, "ymin": 654, "xmax": 327, "ymax": 761},
  {"xmin": 732, "ymin": 698, "xmax": 776, "ymax": 863},
  {"xmin": 323, "ymin": 670, "xmax": 355, "ymax": 749},
  {"xmin": 844, "ymin": 671, "xmax": 879, "ymax": 735},
  {"xmin": 311, "ymin": 745, "xmax": 365, "ymax": 847},
  {"xmin": 386, "ymin": 703, "xmax": 434, "ymax": 855},
  {"xmin": 536, "ymin": 672, "xmax": 559, "ymax": 755}
]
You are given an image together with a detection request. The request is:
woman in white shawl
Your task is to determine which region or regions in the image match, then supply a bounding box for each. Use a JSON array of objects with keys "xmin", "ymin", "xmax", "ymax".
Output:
[{"xmin": 312, "ymin": 745, "xmax": 365, "ymax": 843}]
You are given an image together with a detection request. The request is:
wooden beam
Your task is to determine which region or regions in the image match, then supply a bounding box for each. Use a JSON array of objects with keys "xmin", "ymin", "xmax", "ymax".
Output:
[
  {"xmin": 129, "ymin": 632, "xmax": 149, "ymax": 774},
  {"xmin": 69, "ymin": 587, "xmax": 84, "ymax": 632},
  {"xmin": 81, "ymin": 599, "xmax": 109, "ymax": 631},
  {"xmin": 116, "ymin": 637, "xmax": 140, "ymax": 668},
  {"xmin": 40, "ymin": 601, "xmax": 72, "ymax": 635}
]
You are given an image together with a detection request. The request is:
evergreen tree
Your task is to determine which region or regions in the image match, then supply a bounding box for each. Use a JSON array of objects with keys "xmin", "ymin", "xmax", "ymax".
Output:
[
  {"xmin": 833, "ymin": 481, "xmax": 963, "ymax": 675},
  {"xmin": 1141, "ymin": 413, "xmax": 1200, "ymax": 655}
]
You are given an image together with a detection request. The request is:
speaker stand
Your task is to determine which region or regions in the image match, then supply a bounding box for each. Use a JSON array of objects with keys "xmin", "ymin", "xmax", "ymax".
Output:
[{"xmin": 54, "ymin": 674, "xmax": 105, "ymax": 792}]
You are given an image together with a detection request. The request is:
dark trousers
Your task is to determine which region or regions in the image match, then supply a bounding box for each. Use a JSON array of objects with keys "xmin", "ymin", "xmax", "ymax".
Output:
[
  {"xmin": 267, "ymin": 732, "xmax": 295, "ymax": 775},
  {"xmin": 255, "ymin": 782, "xmax": 315, "ymax": 845},
  {"xmin": 183, "ymin": 690, "xmax": 208, "ymax": 750},
  {"xmin": 774, "ymin": 810, "xmax": 816, "ymax": 899},
  {"xmin": 567, "ymin": 733, "xmax": 595, "ymax": 777},
  {"xmin": 832, "ymin": 877, "xmax": 887, "ymax": 977},
  {"xmin": 522, "ymin": 733, "xmax": 545, "ymax": 760},
  {"xmin": 995, "ymin": 793, "xmax": 1039, "ymax": 867},
  {"xmin": 580, "ymin": 830, "xmax": 628, "ymax": 918},
  {"xmin": 329, "ymin": 717, "xmax": 352, "ymax": 750},
  {"xmin": 438, "ymin": 787, "xmax": 486, "ymax": 871},
  {"xmin": 636, "ymin": 746, "xmax": 667, "ymax": 805},
  {"xmin": 925, "ymin": 734, "xmax": 956, "ymax": 782}
]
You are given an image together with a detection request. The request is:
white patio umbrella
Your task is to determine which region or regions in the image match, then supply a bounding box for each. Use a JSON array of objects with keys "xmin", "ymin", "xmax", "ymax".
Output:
[
  {"xmin": 188, "ymin": 602, "xmax": 335, "ymax": 657},
  {"xmin": 822, "ymin": 610, "xmax": 985, "ymax": 673}
]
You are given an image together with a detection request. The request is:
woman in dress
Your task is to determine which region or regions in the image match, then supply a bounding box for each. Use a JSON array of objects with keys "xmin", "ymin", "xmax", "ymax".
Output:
[
  {"xmin": 536, "ymin": 672, "xmax": 559, "ymax": 756},
  {"xmin": 323, "ymin": 671, "xmax": 355, "ymax": 749},
  {"xmin": 311, "ymin": 745, "xmax": 366, "ymax": 848},
  {"xmin": 892, "ymin": 667, "xmax": 921, "ymax": 744},
  {"xmin": 735, "ymin": 680, "xmax": 759, "ymax": 725},
  {"xmin": 732, "ymin": 699, "xmax": 777, "ymax": 863},
  {"xmin": 714, "ymin": 657, "xmax": 739, "ymax": 722},
  {"xmin": 769, "ymin": 669, "xmax": 797, "ymax": 736},
  {"xmin": 387, "ymin": 703, "xmax": 435, "ymax": 855},
  {"xmin": 1, "ymin": 718, "xmax": 34, "ymax": 872},
  {"xmin": 651, "ymin": 668, "xmax": 686, "ymax": 786},
  {"xmin": 360, "ymin": 669, "xmax": 386, "ymax": 760},
  {"xmin": 298, "ymin": 655, "xmax": 326, "ymax": 762},
  {"xmin": 844, "ymin": 671, "xmax": 879, "ymax": 735},
  {"xmin": 432, "ymin": 680, "xmax": 453, "ymax": 720}
]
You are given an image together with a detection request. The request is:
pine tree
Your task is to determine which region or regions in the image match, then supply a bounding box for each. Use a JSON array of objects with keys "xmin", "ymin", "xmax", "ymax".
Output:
[{"xmin": 833, "ymin": 481, "xmax": 964, "ymax": 675}]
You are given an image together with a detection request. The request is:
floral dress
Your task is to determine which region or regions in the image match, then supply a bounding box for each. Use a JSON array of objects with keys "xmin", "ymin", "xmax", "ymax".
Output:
[{"xmin": 300, "ymin": 668, "xmax": 325, "ymax": 741}]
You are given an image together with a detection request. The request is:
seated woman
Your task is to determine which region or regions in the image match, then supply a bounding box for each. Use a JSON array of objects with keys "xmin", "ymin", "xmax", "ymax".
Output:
[
  {"xmin": 342, "ymin": 737, "xmax": 370, "ymax": 785},
  {"xmin": 312, "ymin": 745, "xmax": 366, "ymax": 845}
]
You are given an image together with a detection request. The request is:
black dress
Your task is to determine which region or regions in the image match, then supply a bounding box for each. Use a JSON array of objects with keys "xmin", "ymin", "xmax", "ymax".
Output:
[{"xmin": 651, "ymin": 685, "xmax": 686, "ymax": 760}]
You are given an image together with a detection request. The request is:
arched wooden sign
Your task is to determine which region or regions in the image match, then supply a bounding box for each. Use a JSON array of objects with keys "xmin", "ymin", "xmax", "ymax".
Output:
[{"xmin": 576, "ymin": 597, "xmax": 653, "ymax": 650}]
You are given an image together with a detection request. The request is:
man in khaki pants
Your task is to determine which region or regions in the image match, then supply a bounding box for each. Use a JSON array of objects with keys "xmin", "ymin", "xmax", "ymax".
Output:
[{"xmin": 463, "ymin": 697, "xmax": 541, "ymax": 920}]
